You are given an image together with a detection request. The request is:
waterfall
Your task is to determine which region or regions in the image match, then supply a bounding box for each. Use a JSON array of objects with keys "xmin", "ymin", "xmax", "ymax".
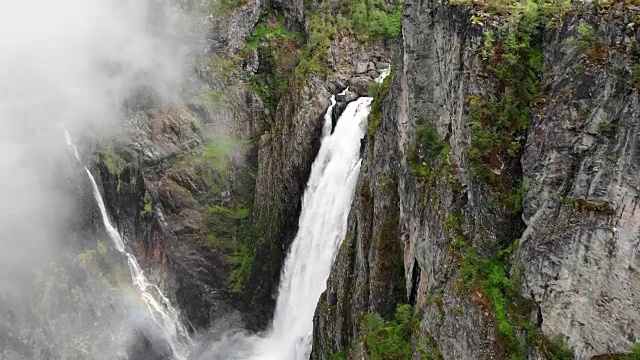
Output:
[
  {"xmin": 61, "ymin": 128, "xmax": 192, "ymax": 360},
  {"xmin": 246, "ymin": 94, "xmax": 379, "ymax": 360}
]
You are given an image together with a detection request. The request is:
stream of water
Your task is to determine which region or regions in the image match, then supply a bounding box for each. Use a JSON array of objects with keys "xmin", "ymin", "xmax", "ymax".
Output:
[
  {"xmin": 62, "ymin": 128, "xmax": 192, "ymax": 360},
  {"xmin": 61, "ymin": 70, "xmax": 387, "ymax": 360}
]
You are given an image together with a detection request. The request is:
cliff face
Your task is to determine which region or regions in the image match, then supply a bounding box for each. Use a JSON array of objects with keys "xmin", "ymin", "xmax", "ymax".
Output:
[
  {"xmin": 314, "ymin": 1, "xmax": 640, "ymax": 359},
  {"xmin": 79, "ymin": 0, "xmax": 640, "ymax": 358},
  {"xmin": 518, "ymin": 7, "xmax": 640, "ymax": 358},
  {"xmin": 92, "ymin": 0, "xmax": 394, "ymax": 333}
]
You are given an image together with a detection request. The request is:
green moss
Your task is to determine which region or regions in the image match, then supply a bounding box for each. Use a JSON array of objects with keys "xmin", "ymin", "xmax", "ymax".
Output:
[
  {"xmin": 227, "ymin": 241, "xmax": 253, "ymax": 292},
  {"xmin": 491, "ymin": 182, "xmax": 525, "ymax": 215},
  {"xmin": 293, "ymin": 12, "xmax": 336, "ymax": 82},
  {"xmin": 94, "ymin": 149, "xmax": 126, "ymax": 175},
  {"xmin": 468, "ymin": 2, "xmax": 543, "ymax": 205},
  {"xmin": 244, "ymin": 15, "xmax": 304, "ymax": 116},
  {"xmin": 407, "ymin": 120, "xmax": 448, "ymax": 183},
  {"xmin": 245, "ymin": 16, "xmax": 304, "ymax": 51},
  {"xmin": 211, "ymin": 0, "xmax": 245, "ymax": 14},
  {"xmin": 599, "ymin": 119, "xmax": 615, "ymax": 136},
  {"xmin": 622, "ymin": 344, "xmax": 640, "ymax": 360},
  {"xmin": 546, "ymin": 335, "xmax": 574, "ymax": 360},
  {"xmin": 201, "ymin": 88, "xmax": 226, "ymax": 111},
  {"xmin": 201, "ymin": 201, "xmax": 255, "ymax": 292},
  {"xmin": 140, "ymin": 192, "xmax": 153, "ymax": 218},
  {"xmin": 200, "ymin": 138, "xmax": 239, "ymax": 172}
]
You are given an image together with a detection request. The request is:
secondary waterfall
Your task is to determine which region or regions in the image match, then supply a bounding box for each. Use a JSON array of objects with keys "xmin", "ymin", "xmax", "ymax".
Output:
[
  {"xmin": 246, "ymin": 94, "xmax": 375, "ymax": 360},
  {"xmin": 62, "ymin": 128, "xmax": 192, "ymax": 360}
]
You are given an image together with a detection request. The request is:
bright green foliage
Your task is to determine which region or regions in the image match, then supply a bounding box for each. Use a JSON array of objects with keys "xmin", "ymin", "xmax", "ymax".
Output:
[
  {"xmin": 329, "ymin": 352, "xmax": 346, "ymax": 360},
  {"xmin": 468, "ymin": 1, "xmax": 543, "ymax": 195},
  {"xmin": 236, "ymin": 206, "xmax": 250, "ymax": 219},
  {"xmin": 459, "ymin": 239, "xmax": 523, "ymax": 357},
  {"xmin": 571, "ymin": 23, "xmax": 597, "ymax": 54},
  {"xmin": 350, "ymin": 0, "xmax": 402, "ymax": 41},
  {"xmin": 204, "ymin": 205, "xmax": 238, "ymax": 249},
  {"xmin": 546, "ymin": 336, "xmax": 574, "ymax": 360},
  {"xmin": 94, "ymin": 148, "xmax": 126, "ymax": 196},
  {"xmin": 245, "ymin": 16, "xmax": 305, "ymax": 51},
  {"xmin": 491, "ymin": 182, "xmax": 525, "ymax": 215},
  {"xmin": 294, "ymin": 13, "xmax": 336, "ymax": 81},
  {"xmin": 212, "ymin": 0, "xmax": 246, "ymax": 14},
  {"xmin": 228, "ymin": 241, "xmax": 253, "ymax": 292},
  {"xmin": 140, "ymin": 192, "xmax": 153, "ymax": 217},
  {"xmin": 244, "ymin": 15, "xmax": 304, "ymax": 114},
  {"xmin": 362, "ymin": 304, "xmax": 414, "ymax": 360},
  {"xmin": 203, "ymin": 202, "xmax": 254, "ymax": 291},
  {"xmin": 625, "ymin": 344, "xmax": 640, "ymax": 360}
]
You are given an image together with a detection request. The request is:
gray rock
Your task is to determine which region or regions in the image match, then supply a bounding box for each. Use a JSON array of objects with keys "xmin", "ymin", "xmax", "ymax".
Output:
[
  {"xmin": 348, "ymin": 76, "xmax": 373, "ymax": 96},
  {"xmin": 355, "ymin": 61, "xmax": 369, "ymax": 74},
  {"xmin": 314, "ymin": 2, "xmax": 640, "ymax": 360},
  {"xmin": 335, "ymin": 90, "xmax": 358, "ymax": 103}
]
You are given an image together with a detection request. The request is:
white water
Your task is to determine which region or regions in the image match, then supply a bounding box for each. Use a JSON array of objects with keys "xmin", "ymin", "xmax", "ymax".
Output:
[
  {"xmin": 62, "ymin": 128, "xmax": 192, "ymax": 360},
  {"xmin": 243, "ymin": 95, "xmax": 373, "ymax": 360}
]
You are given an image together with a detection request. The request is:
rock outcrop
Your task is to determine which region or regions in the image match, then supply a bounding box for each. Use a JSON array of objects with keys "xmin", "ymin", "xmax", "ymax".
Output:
[{"xmin": 313, "ymin": 1, "xmax": 640, "ymax": 360}]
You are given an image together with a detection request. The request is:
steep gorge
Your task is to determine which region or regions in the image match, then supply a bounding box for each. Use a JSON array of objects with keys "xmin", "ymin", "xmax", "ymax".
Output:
[
  {"xmin": 5, "ymin": 0, "xmax": 640, "ymax": 359},
  {"xmin": 92, "ymin": 0, "xmax": 640, "ymax": 358}
]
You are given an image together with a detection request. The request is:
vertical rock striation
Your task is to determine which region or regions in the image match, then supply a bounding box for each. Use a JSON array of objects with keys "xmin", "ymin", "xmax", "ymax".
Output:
[{"xmin": 314, "ymin": 1, "xmax": 640, "ymax": 359}]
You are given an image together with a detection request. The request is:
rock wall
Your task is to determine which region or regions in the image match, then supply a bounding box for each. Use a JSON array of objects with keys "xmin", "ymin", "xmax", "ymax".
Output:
[
  {"xmin": 313, "ymin": 1, "xmax": 640, "ymax": 359},
  {"xmin": 518, "ymin": 5, "xmax": 640, "ymax": 358}
]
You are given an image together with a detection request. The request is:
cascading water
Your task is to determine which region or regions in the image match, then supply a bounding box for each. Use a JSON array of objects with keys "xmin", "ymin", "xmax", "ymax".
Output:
[
  {"xmin": 238, "ymin": 72, "xmax": 388, "ymax": 360},
  {"xmin": 61, "ymin": 128, "xmax": 192, "ymax": 360}
]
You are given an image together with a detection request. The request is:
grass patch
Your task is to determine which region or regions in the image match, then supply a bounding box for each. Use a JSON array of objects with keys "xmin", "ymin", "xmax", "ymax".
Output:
[
  {"xmin": 211, "ymin": 0, "xmax": 246, "ymax": 15},
  {"xmin": 200, "ymin": 138, "xmax": 239, "ymax": 172},
  {"xmin": 293, "ymin": 12, "xmax": 337, "ymax": 82}
]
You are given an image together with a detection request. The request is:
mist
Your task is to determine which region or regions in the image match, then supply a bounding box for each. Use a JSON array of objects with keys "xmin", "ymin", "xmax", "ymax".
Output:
[{"xmin": 0, "ymin": 0, "xmax": 197, "ymax": 358}]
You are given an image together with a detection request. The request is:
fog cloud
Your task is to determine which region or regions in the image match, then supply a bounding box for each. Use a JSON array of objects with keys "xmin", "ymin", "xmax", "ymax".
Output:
[{"xmin": 0, "ymin": 0, "xmax": 195, "ymax": 358}]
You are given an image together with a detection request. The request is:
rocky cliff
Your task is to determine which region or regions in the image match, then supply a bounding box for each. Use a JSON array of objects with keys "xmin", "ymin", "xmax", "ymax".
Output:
[
  {"xmin": 313, "ymin": 1, "xmax": 640, "ymax": 360},
  {"xmin": 34, "ymin": 0, "xmax": 640, "ymax": 358},
  {"xmin": 88, "ymin": 0, "xmax": 396, "ymax": 334}
]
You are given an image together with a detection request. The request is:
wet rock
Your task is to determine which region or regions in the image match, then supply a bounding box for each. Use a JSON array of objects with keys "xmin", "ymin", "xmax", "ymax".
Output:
[{"xmin": 348, "ymin": 76, "xmax": 373, "ymax": 96}]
